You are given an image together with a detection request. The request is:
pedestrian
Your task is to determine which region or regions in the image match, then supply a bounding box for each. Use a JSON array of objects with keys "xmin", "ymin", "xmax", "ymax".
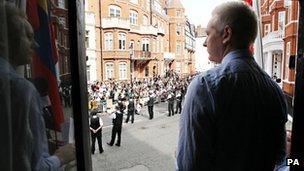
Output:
[
  {"xmin": 175, "ymin": 90, "xmax": 182, "ymax": 114},
  {"xmin": 177, "ymin": 2, "xmax": 287, "ymax": 170},
  {"xmin": 147, "ymin": 93, "xmax": 155, "ymax": 119},
  {"xmin": 167, "ymin": 91, "xmax": 175, "ymax": 117},
  {"xmin": 89, "ymin": 110, "xmax": 104, "ymax": 154},
  {"xmin": 108, "ymin": 105, "xmax": 123, "ymax": 147},
  {"xmin": 125, "ymin": 98, "xmax": 135, "ymax": 123}
]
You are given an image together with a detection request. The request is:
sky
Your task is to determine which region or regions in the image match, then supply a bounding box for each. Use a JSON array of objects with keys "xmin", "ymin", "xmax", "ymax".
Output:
[{"xmin": 180, "ymin": 0, "xmax": 237, "ymax": 27}]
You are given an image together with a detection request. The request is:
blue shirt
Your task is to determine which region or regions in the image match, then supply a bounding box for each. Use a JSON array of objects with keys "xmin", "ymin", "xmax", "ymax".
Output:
[
  {"xmin": 0, "ymin": 57, "xmax": 60, "ymax": 171},
  {"xmin": 177, "ymin": 50, "xmax": 287, "ymax": 171}
]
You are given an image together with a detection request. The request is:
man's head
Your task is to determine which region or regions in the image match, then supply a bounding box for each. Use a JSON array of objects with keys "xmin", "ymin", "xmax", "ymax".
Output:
[
  {"xmin": 203, "ymin": 1, "xmax": 257, "ymax": 63},
  {"xmin": 4, "ymin": 3, "xmax": 38, "ymax": 67}
]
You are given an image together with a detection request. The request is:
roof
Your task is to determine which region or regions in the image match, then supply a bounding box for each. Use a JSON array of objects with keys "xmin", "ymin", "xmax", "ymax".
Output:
[{"xmin": 167, "ymin": 0, "xmax": 184, "ymax": 9}]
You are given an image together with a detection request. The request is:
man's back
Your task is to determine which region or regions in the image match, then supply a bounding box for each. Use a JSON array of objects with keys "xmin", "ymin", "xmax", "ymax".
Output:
[{"xmin": 177, "ymin": 50, "xmax": 287, "ymax": 171}]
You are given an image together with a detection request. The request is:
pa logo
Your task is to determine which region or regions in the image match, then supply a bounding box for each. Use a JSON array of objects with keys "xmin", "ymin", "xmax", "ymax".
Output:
[{"xmin": 286, "ymin": 158, "xmax": 300, "ymax": 166}]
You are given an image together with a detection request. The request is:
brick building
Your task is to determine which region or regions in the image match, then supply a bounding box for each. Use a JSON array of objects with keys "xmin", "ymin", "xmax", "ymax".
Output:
[
  {"xmin": 85, "ymin": 0, "xmax": 196, "ymax": 82},
  {"xmin": 260, "ymin": 0, "xmax": 299, "ymax": 96}
]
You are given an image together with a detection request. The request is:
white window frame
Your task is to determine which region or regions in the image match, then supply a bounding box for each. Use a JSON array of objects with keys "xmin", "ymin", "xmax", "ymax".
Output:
[
  {"xmin": 129, "ymin": 10, "xmax": 138, "ymax": 25},
  {"xmin": 104, "ymin": 32, "xmax": 113, "ymax": 50},
  {"xmin": 118, "ymin": 33, "xmax": 126, "ymax": 50},
  {"xmin": 105, "ymin": 63, "xmax": 114, "ymax": 80},
  {"xmin": 119, "ymin": 62, "xmax": 127, "ymax": 80},
  {"xmin": 142, "ymin": 38, "xmax": 150, "ymax": 51},
  {"xmin": 109, "ymin": 5, "xmax": 121, "ymax": 18},
  {"xmin": 278, "ymin": 11, "xmax": 285, "ymax": 31}
]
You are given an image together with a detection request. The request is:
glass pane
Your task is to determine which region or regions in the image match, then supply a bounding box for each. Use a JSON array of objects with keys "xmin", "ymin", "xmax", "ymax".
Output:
[{"xmin": 0, "ymin": 1, "xmax": 77, "ymax": 170}]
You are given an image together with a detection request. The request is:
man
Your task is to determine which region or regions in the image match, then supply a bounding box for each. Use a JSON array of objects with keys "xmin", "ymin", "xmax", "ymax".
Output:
[
  {"xmin": 175, "ymin": 89, "xmax": 182, "ymax": 114},
  {"xmin": 108, "ymin": 105, "xmax": 123, "ymax": 147},
  {"xmin": 125, "ymin": 98, "xmax": 135, "ymax": 123},
  {"xmin": 0, "ymin": 3, "xmax": 75, "ymax": 170},
  {"xmin": 167, "ymin": 91, "xmax": 175, "ymax": 117},
  {"xmin": 147, "ymin": 93, "xmax": 155, "ymax": 119},
  {"xmin": 89, "ymin": 110, "xmax": 104, "ymax": 154},
  {"xmin": 177, "ymin": 2, "xmax": 287, "ymax": 171}
]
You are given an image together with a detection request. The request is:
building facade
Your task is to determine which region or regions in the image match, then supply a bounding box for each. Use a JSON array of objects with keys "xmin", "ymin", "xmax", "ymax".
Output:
[
  {"xmin": 260, "ymin": 0, "xmax": 299, "ymax": 96},
  {"xmin": 85, "ymin": 0, "xmax": 196, "ymax": 82},
  {"xmin": 51, "ymin": 0, "xmax": 70, "ymax": 83}
]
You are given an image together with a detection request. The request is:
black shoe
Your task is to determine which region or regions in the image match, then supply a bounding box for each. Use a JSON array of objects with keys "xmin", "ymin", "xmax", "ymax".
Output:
[
  {"xmin": 100, "ymin": 149, "xmax": 104, "ymax": 153},
  {"xmin": 107, "ymin": 143, "xmax": 113, "ymax": 146},
  {"xmin": 115, "ymin": 144, "xmax": 120, "ymax": 147},
  {"xmin": 92, "ymin": 151, "xmax": 95, "ymax": 154}
]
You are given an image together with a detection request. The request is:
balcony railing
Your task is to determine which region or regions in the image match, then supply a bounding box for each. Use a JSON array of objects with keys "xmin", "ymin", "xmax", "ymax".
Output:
[
  {"xmin": 133, "ymin": 50, "xmax": 152, "ymax": 59},
  {"xmin": 139, "ymin": 25, "xmax": 158, "ymax": 35},
  {"xmin": 102, "ymin": 17, "xmax": 130, "ymax": 30}
]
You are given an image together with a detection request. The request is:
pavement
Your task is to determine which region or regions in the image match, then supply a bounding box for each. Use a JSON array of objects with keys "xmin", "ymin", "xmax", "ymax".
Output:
[{"xmin": 92, "ymin": 102, "xmax": 180, "ymax": 171}]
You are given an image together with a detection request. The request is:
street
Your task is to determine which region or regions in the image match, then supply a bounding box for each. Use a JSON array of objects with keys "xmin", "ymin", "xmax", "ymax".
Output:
[{"xmin": 92, "ymin": 102, "xmax": 180, "ymax": 171}]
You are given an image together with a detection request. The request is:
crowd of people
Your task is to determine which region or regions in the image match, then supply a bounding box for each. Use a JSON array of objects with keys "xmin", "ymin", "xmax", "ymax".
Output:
[{"xmin": 88, "ymin": 70, "xmax": 196, "ymax": 153}]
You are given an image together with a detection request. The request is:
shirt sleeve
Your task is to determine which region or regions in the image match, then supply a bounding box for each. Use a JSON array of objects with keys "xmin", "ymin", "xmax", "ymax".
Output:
[
  {"xmin": 29, "ymin": 89, "xmax": 61, "ymax": 171},
  {"xmin": 177, "ymin": 76, "xmax": 216, "ymax": 171}
]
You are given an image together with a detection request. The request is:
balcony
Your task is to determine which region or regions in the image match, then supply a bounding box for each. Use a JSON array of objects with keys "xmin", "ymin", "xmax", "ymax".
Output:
[
  {"xmin": 102, "ymin": 18, "xmax": 130, "ymax": 30},
  {"xmin": 132, "ymin": 50, "xmax": 153, "ymax": 60},
  {"xmin": 157, "ymin": 27, "xmax": 165, "ymax": 35},
  {"xmin": 164, "ymin": 52, "xmax": 175, "ymax": 61},
  {"xmin": 262, "ymin": 30, "xmax": 284, "ymax": 52}
]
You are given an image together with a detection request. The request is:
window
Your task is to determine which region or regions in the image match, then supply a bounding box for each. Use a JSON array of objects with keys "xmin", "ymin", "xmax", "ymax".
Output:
[
  {"xmin": 278, "ymin": 11, "xmax": 285, "ymax": 31},
  {"xmin": 129, "ymin": 10, "xmax": 138, "ymax": 25},
  {"xmin": 105, "ymin": 63, "xmax": 114, "ymax": 80},
  {"xmin": 104, "ymin": 32, "xmax": 113, "ymax": 50},
  {"xmin": 264, "ymin": 24, "xmax": 270, "ymax": 36},
  {"xmin": 109, "ymin": 5, "xmax": 121, "ymax": 17},
  {"xmin": 142, "ymin": 38, "xmax": 150, "ymax": 51},
  {"xmin": 143, "ymin": 15, "xmax": 148, "ymax": 26},
  {"xmin": 129, "ymin": 40, "xmax": 134, "ymax": 50},
  {"xmin": 85, "ymin": 30, "xmax": 89, "ymax": 48},
  {"xmin": 176, "ymin": 43, "xmax": 181, "ymax": 54},
  {"xmin": 130, "ymin": 0, "xmax": 138, "ymax": 4},
  {"xmin": 284, "ymin": 42, "xmax": 291, "ymax": 79},
  {"xmin": 118, "ymin": 33, "xmax": 126, "ymax": 50},
  {"xmin": 119, "ymin": 62, "xmax": 127, "ymax": 80},
  {"xmin": 145, "ymin": 66, "xmax": 149, "ymax": 77}
]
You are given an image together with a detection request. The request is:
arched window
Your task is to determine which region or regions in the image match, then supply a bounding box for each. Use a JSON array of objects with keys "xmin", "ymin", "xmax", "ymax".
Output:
[
  {"xmin": 129, "ymin": 10, "xmax": 138, "ymax": 25},
  {"xmin": 118, "ymin": 33, "xmax": 126, "ymax": 50},
  {"xmin": 104, "ymin": 32, "xmax": 113, "ymax": 50},
  {"xmin": 105, "ymin": 62, "xmax": 114, "ymax": 80},
  {"xmin": 109, "ymin": 5, "xmax": 121, "ymax": 17},
  {"xmin": 119, "ymin": 62, "xmax": 127, "ymax": 80}
]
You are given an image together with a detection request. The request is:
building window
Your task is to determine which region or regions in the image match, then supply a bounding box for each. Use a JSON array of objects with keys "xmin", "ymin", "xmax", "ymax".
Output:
[
  {"xmin": 129, "ymin": 10, "xmax": 138, "ymax": 25},
  {"xmin": 264, "ymin": 24, "xmax": 270, "ymax": 36},
  {"xmin": 119, "ymin": 62, "xmax": 127, "ymax": 80},
  {"xmin": 142, "ymin": 38, "xmax": 149, "ymax": 51},
  {"xmin": 143, "ymin": 15, "xmax": 148, "ymax": 26},
  {"xmin": 278, "ymin": 11, "xmax": 285, "ymax": 31},
  {"xmin": 285, "ymin": 42, "xmax": 291, "ymax": 79},
  {"xmin": 130, "ymin": 0, "xmax": 138, "ymax": 4},
  {"xmin": 109, "ymin": 5, "xmax": 121, "ymax": 17},
  {"xmin": 85, "ymin": 30, "xmax": 89, "ymax": 48},
  {"xmin": 118, "ymin": 33, "xmax": 126, "ymax": 50},
  {"xmin": 104, "ymin": 32, "xmax": 113, "ymax": 50},
  {"xmin": 145, "ymin": 66, "xmax": 149, "ymax": 77},
  {"xmin": 129, "ymin": 40, "xmax": 134, "ymax": 50},
  {"xmin": 176, "ymin": 43, "xmax": 181, "ymax": 54},
  {"xmin": 105, "ymin": 63, "xmax": 114, "ymax": 80}
]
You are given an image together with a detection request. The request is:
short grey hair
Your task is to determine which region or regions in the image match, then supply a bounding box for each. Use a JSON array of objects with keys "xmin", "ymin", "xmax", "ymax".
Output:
[{"xmin": 212, "ymin": 1, "xmax": 258, "ymax": 48}]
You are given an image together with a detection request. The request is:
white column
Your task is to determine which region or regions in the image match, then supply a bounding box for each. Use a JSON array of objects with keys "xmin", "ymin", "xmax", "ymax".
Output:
[{"xmin": 265, "ymin": 51, "xmax": 273, "ymax": 77}]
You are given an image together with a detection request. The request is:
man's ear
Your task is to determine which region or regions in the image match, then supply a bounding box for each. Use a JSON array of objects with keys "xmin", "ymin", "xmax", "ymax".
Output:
[{"xmin": 222, "ymin": 25, "xmax": 232, "ymax": 44}]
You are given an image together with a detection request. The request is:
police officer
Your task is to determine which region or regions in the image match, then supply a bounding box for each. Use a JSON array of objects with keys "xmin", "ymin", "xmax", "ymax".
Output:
[
  {"xmin": 147, "ymin": 93, "xmax": 155, "ymax": 120},
  {"xmin": 175, "ymin": 90, "xmax": 182, "ymax": 114},
  {"xmin": 167, "ymin": 91, "xmax": 175, "ymax": 117},
  {"xmin": 89, "ymin": 110, "xmax": 104, "ymax": 154},
  {"xmin": 125, "ymin": 98, "xmax": 135, "ymax": 123},
  {"xmin": 107, "ymin": 105, "xmax": 123, "ymax": 147}
]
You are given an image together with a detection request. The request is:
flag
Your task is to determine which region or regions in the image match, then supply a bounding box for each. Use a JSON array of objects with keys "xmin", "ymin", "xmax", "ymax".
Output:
[{"xmin": 27, "ymin": 0, "xmax": 64, "ymax": 131}]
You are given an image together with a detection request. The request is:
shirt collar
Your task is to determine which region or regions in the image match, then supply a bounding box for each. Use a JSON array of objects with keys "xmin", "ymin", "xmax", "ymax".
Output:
[{"xmin": 221, "ymin": 49, "xmax": 252, "ymax": 65}]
